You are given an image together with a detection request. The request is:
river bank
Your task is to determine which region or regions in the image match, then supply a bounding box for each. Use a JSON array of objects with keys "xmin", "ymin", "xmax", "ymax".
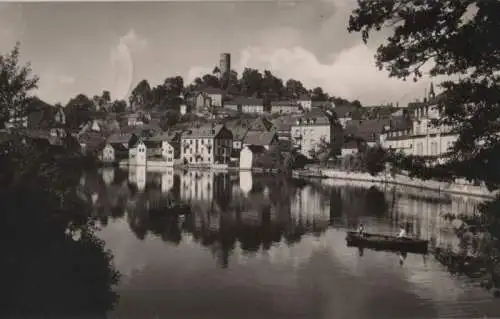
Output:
[{"xmin": 292, "ymin": 168, "xmax": 498, "ymax": 199}]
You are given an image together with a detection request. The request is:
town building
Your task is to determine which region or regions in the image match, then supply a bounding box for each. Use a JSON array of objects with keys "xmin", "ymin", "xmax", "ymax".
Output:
[
  {"xmin": 224, "ymin": 97, "xmax": 265, "ymax": 114},
  {"xmin": 332, "ymin": 104, "xmax": 362, "ymax": 128},
  {"xmin": 243, "ymin": 131, "xmax": 278, "ymax": 150},
  {"xmin": 128, "ymin": 136, "xmax": 148, "ymax": 166},
  {"xmin": 344, "ymin": 118, "xmax": 392, "ymax": 147},
  {"xmin": 270, "ymin": 101, "xmax": 301, "ymax": 114},
  {"xmin": 381, "ymin": 86, "xmax": 458, "ymax": 163},
  {"xmin": 101, "ymin": 142, "xmax": 128, "ymax": 163},
  {"xmin": 297, "ymin": 96, "xmax": 312, "ymax": 111},
  {"xmin": 290, "ymin": 108, "xmax": 343, "ymax": 158},
  {"xmin": 180, "ymin": 124, "xmax": 233, "ymax": 166}
]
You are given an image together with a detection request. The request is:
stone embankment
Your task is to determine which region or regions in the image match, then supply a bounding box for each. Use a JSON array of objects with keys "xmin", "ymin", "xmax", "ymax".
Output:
[{"xmin": 292, "ymin": 168, "xmax": 498, "ymax": 199}]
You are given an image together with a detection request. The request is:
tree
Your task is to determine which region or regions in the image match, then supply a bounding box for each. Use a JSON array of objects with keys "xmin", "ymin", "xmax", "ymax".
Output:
[
  {"xmin": 160, "ymin": 110, "xmax": 181, "ymax": 130},
  {"xmin": 110, "ymin": 100, "xmax": 127, "ymax": 113},
  {"xmin": 363, "ymin": 146, "xmax": 387, "ymax": 176},
  {"xmin": 201, "ymin": 74, "xmax": 220, "ymax": 89},
  {"xmin": 0, "ymin": 42, "xmax": 39, "ymax": 129},
  {"xmin": 65, "ymin": 94, "xmax": 94, "ymax": 129},
  {"xmin": 348, "ymin": 0, "xmax": 500, "ymax": 187},
  {"xmin": 261, "ymin": 70, "xmax": 284, "ymax": 101},
  {"xmin": 284, "ymin": 79, "xmax": 308, "ymax": 99},
  {"xmin": 311, "ymin": 87, "xmax": 329, "ymax": 102},
  {"xmin": 240, "ymin": 68, "xmax": 263, "ymax": 97},
  {"xmin": 129, "ymin": 79, "xmax": 152, "ymax": 110}
]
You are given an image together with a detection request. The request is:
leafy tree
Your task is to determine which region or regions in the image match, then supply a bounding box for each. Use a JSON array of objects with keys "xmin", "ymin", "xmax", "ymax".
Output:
[
  {"xmin": 129, "ymin": 79, "xmax": 152, "ymax": 110},
  {"xmin": 224, "ymin": 70, "xmax": 241, "ymax": 94},
  {"xmin": 363, "ymin": 146, "xmax": 387, "ymax": 176},
  {"xmin": 348, "ymin": 0, "xmax": 500, "ymax": 187},
  {"xmin": 65, "ymin": 94, "xmax": 94, "ymax": 129},
  {"xmin": 0, "ymin": 137, "xmax": 120, "ymax": 317},
  {"xmin": 212, "ymin": 66, "xmax": 221, "ymax": 78},
  {"xmin": 261, "ymin": 70, "xmax": 284, "ymax": 101},
  {"xmin": 311, "ymin": 87, "xmax": 329, "ymax": 102},
  {"xmin": 240, "ymin": 68, "xmax": 263, "ymax": 97},
  {"xmin": 110, "ymin": 99, "xmax": 127, "ymax": 113},
  {"xmin": 0, "ymin": 42, "xmax": 39, "ymax": 129},
  {"xmin": 285, "ymin": 79, "xmax": 308, "ymax": 99},
  {"xmin": 160, "ymin": 109, "xmax": 181, "ymax": 130},
  {"xmin": 201, "ymin": 74, "xmax": 220, "ymax": 89}
]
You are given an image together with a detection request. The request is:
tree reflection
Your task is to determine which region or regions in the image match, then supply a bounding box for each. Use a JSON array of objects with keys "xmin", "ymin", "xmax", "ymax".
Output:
[
  {"xmin": 365, "ymin": 186, "xmax": 388, "ymax": 217},
  {"xmin": 432, "ymin": 196, "xmax": 500, "ymax": 297},
  {"xmin": 0, "ymin": 139, "xmax": 120, "ymax": 317}
]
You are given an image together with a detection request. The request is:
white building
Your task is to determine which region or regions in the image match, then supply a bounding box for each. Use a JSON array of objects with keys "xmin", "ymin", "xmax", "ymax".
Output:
[
  {"xmin": 290, "ymin": 108, "xmax": 340, "ymax": 158},
  {"xmin": 224, "ymin": 97, "xmax": 265, "ymax": 114},
  {"xmin": 180, "ymin": 124, "xmax": 233, "ymax": 166},
  {"xmin": 270, "ymin": 101, "xmax": 301, "ymax": 114},
  {"xmin": 381, "ymin": 101, "xmax": 458, "ymax": 163},
  {"xmin": 129, "ymin": 138, "xmax": 147, "ymax": 166},
  {"xmin": 296, "ymin": 96, "xmax": 312, "ymax": 111}
]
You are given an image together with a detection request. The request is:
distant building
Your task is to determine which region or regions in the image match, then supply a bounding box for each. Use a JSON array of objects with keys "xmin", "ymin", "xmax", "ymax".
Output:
[
  {"xmin": 332, "ymin": 104, "xmax": 361, "ymax": 128},
  {"xmin": 270, "ymin": 101, "xmax": 301, "ymax": 114},
  {"xmin": 224, "ymin": 97, "xmax": 265, "ymax": 114},
  {"xmin": 297, "ymin": 96, "xmax": 312, "ymax": 111}
]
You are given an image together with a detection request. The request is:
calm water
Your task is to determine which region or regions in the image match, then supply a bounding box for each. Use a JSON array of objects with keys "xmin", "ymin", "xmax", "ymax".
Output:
[{"xmin": 81, "ymin": 167, "xmax": 500, "ymax": 319}]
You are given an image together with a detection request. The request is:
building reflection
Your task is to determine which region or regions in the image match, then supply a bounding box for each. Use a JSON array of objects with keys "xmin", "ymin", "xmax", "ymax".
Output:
[{"xmin": 81, "ymin": 168, "xmax": 485, "ymax": 269}]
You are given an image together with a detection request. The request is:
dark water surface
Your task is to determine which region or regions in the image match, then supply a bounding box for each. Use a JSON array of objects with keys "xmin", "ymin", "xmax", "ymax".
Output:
[{"xmin": 84, "ymin": 167, "xmax": 500, "ymax": 319}]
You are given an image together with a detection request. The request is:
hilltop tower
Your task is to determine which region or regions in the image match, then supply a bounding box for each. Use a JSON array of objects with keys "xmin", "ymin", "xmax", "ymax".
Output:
[
  {"xmin": 219, "ymin": 53, "xmax": 231, "ymax": 79},
  {"xmin": 429, "ymin": 82, "xmax": 436, "ymax": 100}
]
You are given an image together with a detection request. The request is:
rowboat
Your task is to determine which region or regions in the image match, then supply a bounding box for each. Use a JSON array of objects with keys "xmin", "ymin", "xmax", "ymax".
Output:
[{"xmin": 345, "ymin": 231, "xmax": 429, "ymax": 254}]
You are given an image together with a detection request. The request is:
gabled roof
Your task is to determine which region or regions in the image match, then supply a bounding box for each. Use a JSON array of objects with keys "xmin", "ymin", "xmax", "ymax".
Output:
[
  {"xmin": 227, "ymin": 124, "xmax": 249, "ymax": 141},
  {"xmin": 249, "ymin": 117, "xmax": 274, "ymax": 131},
  {"xmin": 108, "ymin": 142, "xmax": 128, "ymax": 152},
  {"xmin": 293, "ymin": 108, "xmax": 330, "ymax": 126},
  {"xmin": 345, "ymin": 119, "xmax": 391, "ymax": 142},
  {"xmin": 181, "ymin": 124, "xmax": 225, "ymax": 139},
  {"xmin": 243, "ymin": 131, "xmax": 277, "ymax": 146}
]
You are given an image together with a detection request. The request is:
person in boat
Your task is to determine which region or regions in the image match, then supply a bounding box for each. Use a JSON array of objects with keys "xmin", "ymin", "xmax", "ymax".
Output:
[
  {"xmin": 358, "ymin": 223, "xmax": 365, "ymax": 237},
  {"xmin": 397, "ymin": 225, "xmax": 408, "ymax": 238}
]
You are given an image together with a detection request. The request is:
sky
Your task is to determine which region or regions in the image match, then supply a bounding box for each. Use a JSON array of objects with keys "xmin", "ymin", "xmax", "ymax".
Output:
[{"xmin": 0, "ymin": 0, "xmax": 436, "ymax": 106}]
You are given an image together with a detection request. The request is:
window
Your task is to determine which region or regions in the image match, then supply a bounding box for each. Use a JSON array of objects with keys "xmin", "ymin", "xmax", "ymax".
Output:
[{"xmin": 431, "ymin": 142, "xmax": 438, "ymax": 155}]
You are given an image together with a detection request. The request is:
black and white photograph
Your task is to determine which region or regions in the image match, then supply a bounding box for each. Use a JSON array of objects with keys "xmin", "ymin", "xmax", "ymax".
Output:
[{"xmin": 1, "ymin": 0, "xmax": 500, "ymax": 318}]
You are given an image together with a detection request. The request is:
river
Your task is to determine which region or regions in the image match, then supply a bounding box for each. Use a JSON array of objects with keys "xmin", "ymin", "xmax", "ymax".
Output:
[{"xmin": 80, "ymin": 167, "xmax": 500, "ymax": 319}]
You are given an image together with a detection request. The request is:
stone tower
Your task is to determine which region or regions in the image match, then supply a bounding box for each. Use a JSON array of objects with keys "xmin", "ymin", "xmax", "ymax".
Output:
[{"xmin": 219, "ymin": 53, "xmax": 231, "ymax": 79}]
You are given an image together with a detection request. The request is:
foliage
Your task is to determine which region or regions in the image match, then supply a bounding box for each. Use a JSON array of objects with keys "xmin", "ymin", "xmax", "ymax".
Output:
[
  {"xmin": 110, "ymin": 99, "xmax": 127, "ymax": 113},
  {"xmin": 0, "ymin": 42, "xmax": 39, "ymax": 129},
  {"xmin": 348, "ymin": 0, "xmax": 500, "ymax": 188},
  {"xmin": 65, "ymin": 94, "xmax": 94, "ymax": 129},
  {"xmin": 160, "ymin": 109, "xmax": 181, "ymax": 131},
  {"xmin": 0, "ymin": 137, "xmax": 120, "ymax": 316},
  {"xmin": 364, "ymin": 145, "xmax": 387, "ymax": 176}
]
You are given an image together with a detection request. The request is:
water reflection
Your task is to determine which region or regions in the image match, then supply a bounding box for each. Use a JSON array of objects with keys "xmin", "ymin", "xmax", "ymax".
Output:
[{"xmin": 84, "ymin": 168, "xmax": 500, "ymax": 318}]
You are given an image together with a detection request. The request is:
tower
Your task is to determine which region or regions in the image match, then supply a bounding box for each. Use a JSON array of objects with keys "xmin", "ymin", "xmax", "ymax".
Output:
[
  {"xmin": 429, "ymin": 82, "xmax": 435, "ymax": 100},
  {"xmin": 219, "ymin": 53, "xmax": 231, "ymax": 79}
]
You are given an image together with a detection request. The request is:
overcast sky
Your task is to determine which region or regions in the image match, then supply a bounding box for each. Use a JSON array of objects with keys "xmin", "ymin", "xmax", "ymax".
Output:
[{"xmin": 0, "ymin": 0, "xmax": 435, "ymax": 106}]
